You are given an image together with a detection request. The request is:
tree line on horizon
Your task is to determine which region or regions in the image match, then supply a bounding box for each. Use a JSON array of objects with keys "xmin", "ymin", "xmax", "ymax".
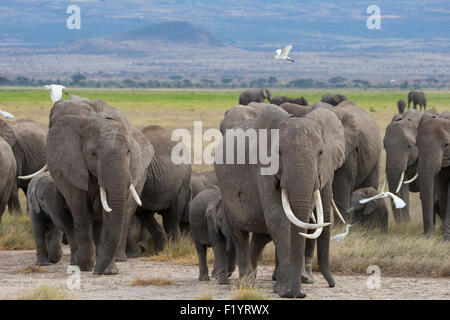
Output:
[{"xmin": 0, "ymin": 74, "xmax": 447, "ymax": 90}]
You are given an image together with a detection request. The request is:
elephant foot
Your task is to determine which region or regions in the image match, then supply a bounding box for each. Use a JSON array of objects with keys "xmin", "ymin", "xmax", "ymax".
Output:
[
  {"xmin": 99, "ymin": 262, "xmax": 119, "ymax": 275},
  {"xmin": 48, "ymin": 249, "xmax": 63, "ymax": 264},
  {"xmin": 153, "ymin": 237, "xmax": 167, "ymax": 253},
  {"xmin": 301, "ymin": 265, "xmax": 314, "ymax": 284},
  {"xmin": 114, "ymin": 253, "xmax": 128, "ymax": 262},
  {"xmin": 199, "ymin": 273, "xmax": 210, "ymax": 282},
  {"xmin": 273, "ymin": 280, "xmax": 306, "ymax": 298},
  {"xmin": 216, "ymin": 276, "xmax": 230, "ymax": 285},
  {"xmin": 77, "ymin": 259, "xmax": 95, "ymax": 272},
  {"xmin": 126, "ymin": 241, "xmax": 142, "ymax": 259},
  {"xmin": 35, "ymin": 258, "xmax": 50, "ymax": 266},
  {"xmin": 271, "ymin": 270, "xmax": 277, "ymax": 281}
]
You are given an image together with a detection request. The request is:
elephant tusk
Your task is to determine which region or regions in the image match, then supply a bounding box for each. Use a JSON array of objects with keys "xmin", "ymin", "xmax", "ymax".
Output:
[
  {"xmin": 395, "ymin": 171, "xmax": 405, "ymax": 194},
  {"xmin": 129, "ymin": 184, "xmax": 142, "ymax": 206},
  {"xmin": 18, "ymin": 164, "xmax": 48, "ymax": 180},
  {"xmin": 403, "ymin": 173, "xmax": 418, "ymax": 184},
  {"xmin": 281, "ymin": 188, "xmax": 331, "ymax": 229},
  {"xmin": 300, "ymin": 190, "xmax": 325, "ymax": 239},
  {"xmin": 331, "ymin": 199, "xmax": 346, "ymax": 224},
  {"xmin": 100, "ymin": 187, "xmax": 112, "ymax": 213},
  {"xmin": 310, "ymin": 211, "xmax": 316, "ymax": 223}
]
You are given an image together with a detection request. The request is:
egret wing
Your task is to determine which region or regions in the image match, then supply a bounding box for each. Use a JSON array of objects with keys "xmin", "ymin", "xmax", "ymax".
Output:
[{"xmin": 281, "ymin": 45, "xmax": 292, "ymax": 56}]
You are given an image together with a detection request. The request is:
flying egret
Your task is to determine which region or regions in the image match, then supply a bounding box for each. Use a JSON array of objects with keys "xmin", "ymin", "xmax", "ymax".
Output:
[
  {"xmin": 44, "ymin": 84, "xmax": 67, "ymax": 103},
  {"xmin": 331, "ymin": 224, "xmax": 354, "ymax": 242},
  {"xmin": 0, "ymin": 110, "xmax": 15, "ymax": 119},
  {"xmin": 358, "ymin": 179, "xmax": 406, "ymax": 209},
  {"xmin": 273, "ymin": 45, "xmax": 295, "ymax": 62}
]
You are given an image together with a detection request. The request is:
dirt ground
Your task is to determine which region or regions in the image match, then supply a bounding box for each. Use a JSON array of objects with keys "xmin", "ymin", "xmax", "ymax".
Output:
[{"xmin": 0, "ymin": 247, "xmax": 448, "ymax": 300}]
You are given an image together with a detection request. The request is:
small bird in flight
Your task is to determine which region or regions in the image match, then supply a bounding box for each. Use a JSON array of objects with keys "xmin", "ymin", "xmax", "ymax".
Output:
[
  {"xmin": 44, "ymin": 84, "xmax": 68, "ymax": 103},
  {"xmin": 0, "ymin": 110, "xmax": 15, "ymax": 119},
  {"xmin": 273, "ymin": 45, "xmax": 295, "ymax": 62}
]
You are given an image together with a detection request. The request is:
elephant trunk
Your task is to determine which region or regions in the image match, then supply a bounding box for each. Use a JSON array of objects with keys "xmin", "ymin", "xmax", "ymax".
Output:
[
  {"xmin": 94, "ymin": 158, "xmax": 129, "ymax": 274},
  {"xmin": 386, "ymin": 158, "xmax": 410, "ymax": 223},
  {"xmin": 418, "ymin": 150, "xmax": 440, "ymax": 237}
]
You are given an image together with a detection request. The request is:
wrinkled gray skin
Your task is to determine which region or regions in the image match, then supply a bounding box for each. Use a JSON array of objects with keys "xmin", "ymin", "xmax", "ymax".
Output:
[
  {"xmin": 238, "ymin": 89, "xmax": 271, "ymax": 105},
  {"xmin": 347, "ymin": 187, "xmax": 388, "ymax": 231},
  {"xmin": 279, "ymin": 103, "xmax": 311, "ymax": 117},
  {"xmin": 416, "ymin": 116, "xmax": 450, "ymax": 241},
  {"xmin": 215, "ymin": 105, "xmax": 346, "ymax": 298},
  {"xmin": 0, "ymin": 138, "xmax": 16, "ymax": 222},
  {"xmin": 27, "ymin": 172, "xmax": 76, "ymax": 266},
  {"xmin": 191, "ymin": 171, "xmax": 217, "ymax": 199},
  {"xmin": 383, "ymin": 109, "xmax": 430, "ymax": 223},
  {"xmin": 219, "ymin": 104, "xmax": 266, "ymax": 134},
  {"xmin": 46, "ymin": 96, "xmax": 153, "ymax": 275},
  {"xmin": 321, "ymin": 94, "xmax": 347, "ymax": 106},
  {"xmin": 0, "ymin": 118, "xmax": 47, "ymax": 214},
  {"xmin": 132, "ymin": 125, "xmax": 191, "ymax": 254},
  {"xmin": 271, "ymin": 96, "xmax": 308, "ymax": 106},
  {"xmin": 313, "ymin": 101, "xmax": 382, "ymax": 222},
  {"xmin": 190, "ymin": 187, "xmax": 236, "ymax": 284},
  {"xmin": 408, "ymin": 91, "xmax": 427, "ymax": 111},
  {"xmin": 397, "ymin": 100, "xmax": 406, "ymax": 114}
]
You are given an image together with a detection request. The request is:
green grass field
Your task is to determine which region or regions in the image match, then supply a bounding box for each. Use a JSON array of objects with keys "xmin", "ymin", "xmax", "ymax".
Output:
[{"xmin": 0, "ymin": 88, "xmax": 449, "ymax": 277}]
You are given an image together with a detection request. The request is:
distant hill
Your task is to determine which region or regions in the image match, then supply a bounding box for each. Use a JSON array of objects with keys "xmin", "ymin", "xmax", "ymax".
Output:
[{"xmin": 57, "ymin": 21, "xmax": 225, "ymax": 55}]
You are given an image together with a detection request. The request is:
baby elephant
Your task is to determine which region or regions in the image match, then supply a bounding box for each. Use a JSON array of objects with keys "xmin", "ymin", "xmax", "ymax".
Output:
[
  {"xmin": 27, "ymin": 172, "xmax": 75, "ymax": 266},
  {"xmin": 347, "ymin": 187, "xmax": 388, "ymax": 231},
  {"xmin": 189, "ymin": 187, "xmax": 235, "ymax": 284}
]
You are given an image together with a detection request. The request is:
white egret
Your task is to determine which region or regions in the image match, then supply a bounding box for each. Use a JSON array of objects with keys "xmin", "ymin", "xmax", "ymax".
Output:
[
  {"xmin": 44, "ymin": 84, "xmax": 67, "ymax": 103},
  {"xmin": 273, "ymin": 45, "xmax": 295, "ymax": 62},
  {"xmin": 331, "ymin": 224, "xmax": 354, "ymax": 242},
  {"xmin": 0, "ymin": 110, "xmax": 15, "ymax": 119},
  {"xmin": 359, "ymin": 179, "xmax": 406, "ymax": 209}
]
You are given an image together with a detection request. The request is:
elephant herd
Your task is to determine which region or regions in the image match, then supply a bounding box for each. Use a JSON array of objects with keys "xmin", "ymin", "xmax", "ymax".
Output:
[{"xmin": 0, "ymin": 90, "xmax": 448, "ymax": 299}]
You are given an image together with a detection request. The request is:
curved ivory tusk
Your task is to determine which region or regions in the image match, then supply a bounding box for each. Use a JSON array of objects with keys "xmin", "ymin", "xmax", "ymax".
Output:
[
  {"xmin": 395, "ymin": 171, "xmax": 405, "ymax": 194},
  {"xmin": 331, "ymin": 199, "xmax": 346, "ymax": 224},
  {"xmin": 100, "ymin": 187, "xmax": 112, "ymax": 213},
  {"xmin": 18, "ymin": 164, "xmax": 48, "ymax": 180},
  {"xmin": 310, "ymin": 211, "xmax": 316, "ymax": 223},
  {"xmin": 300, "ymin": 190, "xmax": 325, "ymax": 239},
  {"xmin": 129, "ymin": 184, "xmax": 142, "ymax": 206},
  {"xmin": 403, "ymin": 173, "xmax": 418, "ymax": 184},
  {"xmin": 281, "ymin": 188, "xmax": 331, "ymax": 229}
]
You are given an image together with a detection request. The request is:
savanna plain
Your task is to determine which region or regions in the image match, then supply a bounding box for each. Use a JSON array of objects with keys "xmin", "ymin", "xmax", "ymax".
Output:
[{"xmin": 0, "ymin": 89, "xmax": 449, "ymax": 300}]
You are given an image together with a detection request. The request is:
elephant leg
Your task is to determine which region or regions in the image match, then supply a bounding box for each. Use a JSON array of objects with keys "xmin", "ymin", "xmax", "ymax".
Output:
[
  {"xmin": 92, "ymin": 218, "xmax": 103, "ymax": 258},
  {"xmin": 316, "ymin": 185, "xmax": 335, "ymax": 287},
  {"xmin": 47, "ymin": 224, "xmax": 63, "ymax": 263},
  {"xmin": 231, "ymin": 230, "xmax": 253, "ymax": 280},
  {"xmin": 195, "ymin": 243, "xmax": 209, "ymax": 281},
  {"xmin": 31, "ymin": 215, "xmax": 50, "ymax": 266},
  {"xmin": 227, "ymin": 245, "xmax": 236, "ymax": 277},
  {"xmin": 212, "ymin": 238, "xmax": 230, "ymax": 284},
  {"xmin": 70, "ymin": 190, "xmax": 95, "ymax": 271},
  {"xmin": 444, "ymin": 183, "xmax": 450, "ymax": 241},
  {"xmin": 302, "ymin": 238, "xmax": 315, "ymax": 284},
  {"xmin": 7, "ymin": 184, "xmax": 22, "ymax": 215},
  {"xmin": 332, "ymin": 151, "xmax": 357, "ymax": 223},
  {"xmin": 249, "ymin": 233, "xmax": 271, "ymax": 273},
  {"xmin": 114, "ymin": 211, "xmax": 130, "ymax": 262},
  {"xmin": 141, "ymin": 211, "xmax": 168, "ymax": 252},
  {"xmin": 272, "ymin": 252, "xmax": 279, "ymax": 281},
  {"xmin": 161, "ymin": 202, "xmax": 182, "ymax": 241},
  {"xmin": 126, "ymin": 228, "xmax": 142, "ymax": 259}
]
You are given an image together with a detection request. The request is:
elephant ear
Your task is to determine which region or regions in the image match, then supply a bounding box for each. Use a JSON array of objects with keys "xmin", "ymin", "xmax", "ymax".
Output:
[
  {"xmin": 128, "ymin": 126, "xmax": 154, "ymax": 185},
  {"xmin": 0, "ymin": 118, "xmax": 17, "ymax": 146},
  {"xmin": 307, "ymin": 108, "xmax": 346, "ymax": 189},
  {"xmin": 206, "ymin": 200, "xmax": 219, "ymax": 237},
  {"xmin": 46, "ymin": 115, "xmax": 90, "ymax": 191}
]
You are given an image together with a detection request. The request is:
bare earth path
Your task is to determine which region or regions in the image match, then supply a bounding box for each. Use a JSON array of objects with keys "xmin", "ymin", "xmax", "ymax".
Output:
[{"xmin": 0, "ymin": 248, "xmax": 448, "ymax": 300}]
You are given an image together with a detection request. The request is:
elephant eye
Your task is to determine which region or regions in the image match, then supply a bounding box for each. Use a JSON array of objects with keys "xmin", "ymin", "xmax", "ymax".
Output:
[
  {"xmin": 91, "ymin": 151, "xmax": 97, "ymax": 157},
  {"xmin": 318, "ymin": 149, "xmax": 323, "ymax": 156},
  {"xmin": 445, "ymin": 142, "xmax": 449, "ymax": 148}
]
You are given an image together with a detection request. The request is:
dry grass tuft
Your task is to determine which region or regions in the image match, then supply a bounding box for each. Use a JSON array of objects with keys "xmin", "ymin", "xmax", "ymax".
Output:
[
  {"xmin": 0, "ymin": 211, "xmax": 34, "ymax": 250},
  {"xmin": 232, "ymin": 288, "xmax": 268, "ymax": 300},
  {"xmin": 130, "ymin": 277, "xmax": 176, "ymax": 286},
  {"xmin": 13, "ymin": 265, "xmax": 48, "ymax": 274},
  {"xmin": 18, "ymin": 286, "xmax": 67, "ymax": 300}
]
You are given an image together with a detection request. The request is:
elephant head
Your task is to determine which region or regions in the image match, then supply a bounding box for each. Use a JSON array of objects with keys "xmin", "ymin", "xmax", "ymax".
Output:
[
  {"xmin": 383, "ymin": 109, "xmax": 424, "ymax": 222},
  {"xmin": 416, "ymin": 117, "xmax": 450, "ymax": 239},
  {"xmin": 46, "ymin": 114, "xmax": 153, "ymax": 273}
]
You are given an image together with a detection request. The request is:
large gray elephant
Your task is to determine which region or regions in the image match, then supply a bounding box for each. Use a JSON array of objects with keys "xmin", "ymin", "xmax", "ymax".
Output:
[
  {"xmin": 238, "ymin": 89, "xmax": 271, "ymax": 105},
  {"xmin": 383, "ymin": 109, "xmax": 436, "ymax": 223},
  {"xmin": 42, "ymin": 96, "xmax": 154, "ymax": 275},
  {"xmin": 408, "ymin": 91, "xmax": 427, "ymax": 111},
  {"xmin": 0, "ymin": 138, "xmax": 16, "ymax": 222},
  {"xmin": 313, "ymin": 100, "xmax": 382, "ymax": 221},
  {"xmin": 215, "ymin": 105, "xmax": 346, "ymax": 298},
  {"xmin": 190, "ymin": 187, "xmax": 236, "ymax": 284},
  {"xmin": 416, "ymin": 116, "xmax": 450, "ymax": 241},
  {"xmin": 271, "ymin": 96, "xmax": 308, "ymax": 106},
  {"xmin": 27, "ymin": 172, "xmax": 74, "ymax": 266},
  {"xmin": 0, "ymin": 118, "xmax": 47, "ymax": 213},
  {"xmin": 132, "ymin": 125, "xmax": 191, "ymax": 254},
  {"xmin": 320, "ymin": 94, "xmax": 347, "ymax": 106}
]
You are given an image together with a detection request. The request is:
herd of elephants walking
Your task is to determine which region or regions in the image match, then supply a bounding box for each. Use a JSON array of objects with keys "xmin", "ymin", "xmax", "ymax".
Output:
[{"xmin": 0, "ymin": 89, "xmax": 448, "ymax": 298}]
